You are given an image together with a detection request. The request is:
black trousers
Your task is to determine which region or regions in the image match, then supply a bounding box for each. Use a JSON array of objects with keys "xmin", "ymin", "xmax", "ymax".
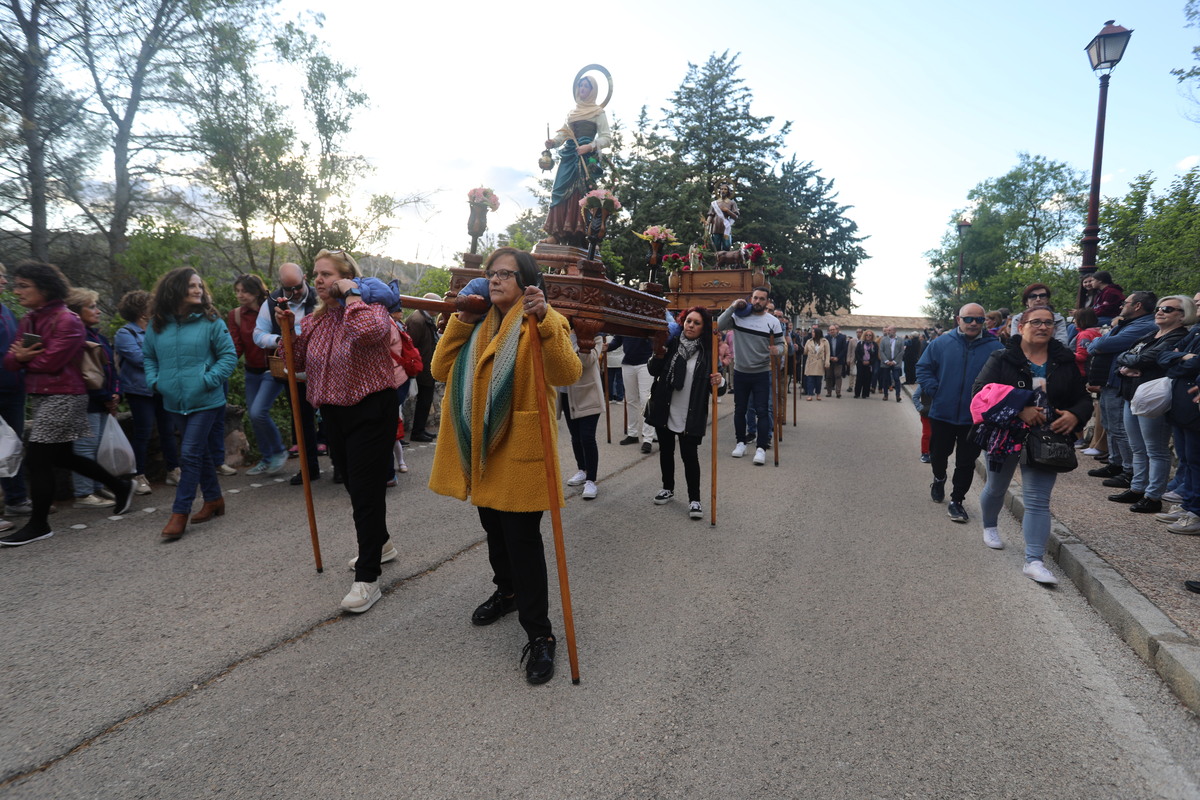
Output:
[
  {"xmin": 656, "ymin": 427, "xmax": 702, "ymax": 502},
  {"xmin": 477, "ymin": 506, "xmax": 551, "ymax": 641},
  {"xmin": 561, "ymin": 394, "xmax": 599, "ymax": 481},
  {"xmin": 410, "ymin": 378, "xmax": 434, "ymax": 437},
  {"xmin": 928, "ymin": 418, "xmax": 982, "ymax": 503},
  {"xmin": 27, "ymin": 441, "xmax": 124, "ymax": 530},
  {"xmin": 322, "ymin": 389, "xmax": 398, "ymax": 583},
  {"xmin": 854, "ymin": 365, "xmax": 874, "ymax": 397}
]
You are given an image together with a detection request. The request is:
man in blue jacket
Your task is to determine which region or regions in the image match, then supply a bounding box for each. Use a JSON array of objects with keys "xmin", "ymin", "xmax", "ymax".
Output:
[
  {"xmin": 1085, "ymin": 291, "xmax": 1158, "ymax": 488},
  {"xmin": 916, "ymin": 303, "xmax": 1003, "ymax": 523}
]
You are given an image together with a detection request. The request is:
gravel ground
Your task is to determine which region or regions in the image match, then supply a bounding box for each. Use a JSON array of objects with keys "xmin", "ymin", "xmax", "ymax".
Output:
[{"xmin": 1018, "ymin": 454, "xmax": 1200, "ymax": 641}]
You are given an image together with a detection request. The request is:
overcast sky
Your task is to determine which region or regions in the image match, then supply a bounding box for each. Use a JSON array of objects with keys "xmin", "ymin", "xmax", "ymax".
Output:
[{"xmin": 277, "ymin": 0, "xmax": 1199, "ymax": 316}]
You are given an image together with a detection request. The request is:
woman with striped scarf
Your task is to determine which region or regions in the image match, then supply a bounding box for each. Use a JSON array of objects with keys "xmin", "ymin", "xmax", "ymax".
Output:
[{"xmin": 428, "ymin": 248, "xmax": 582, "ymax": 685}]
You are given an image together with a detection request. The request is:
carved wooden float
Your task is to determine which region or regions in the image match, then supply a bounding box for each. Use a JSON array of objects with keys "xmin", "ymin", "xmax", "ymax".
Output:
[
  {"xmin": 449, "ymin": 245, "xmax": 670, "ymax": 352},
  {"xmin": 663, "ymin": 267, "xmax": 769, "ymax": 314}
]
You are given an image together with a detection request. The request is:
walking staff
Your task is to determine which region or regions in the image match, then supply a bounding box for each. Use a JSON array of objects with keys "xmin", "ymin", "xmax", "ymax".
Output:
[
  {"xmin": 602, "ymin": 334, "xmax": 611, "ymax": 444},
  {"xmin": 770, "ymin": 332, "xmax": 781, "ymax": 467},
  {"xmin": 710, "ymin": 327, "xmax": 719, "ymax": 527},
  {"xmin": 279, "ymin": 316, "xmax": 322, "ymax": 573}
]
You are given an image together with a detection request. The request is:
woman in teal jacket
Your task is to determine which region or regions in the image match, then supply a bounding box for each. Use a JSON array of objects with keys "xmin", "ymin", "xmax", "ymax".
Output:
[{"xmin": 145, "ymin": 268, "xmax": 237, "ymax": 540}]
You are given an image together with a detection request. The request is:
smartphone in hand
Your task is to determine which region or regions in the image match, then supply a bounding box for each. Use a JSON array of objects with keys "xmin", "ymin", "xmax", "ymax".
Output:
[{"xmin": 21, "ymin": 333, "xmax": 41, "ymax": 348}]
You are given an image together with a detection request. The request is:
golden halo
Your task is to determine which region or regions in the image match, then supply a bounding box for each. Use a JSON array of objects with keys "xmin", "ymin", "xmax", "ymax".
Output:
[{"xmin": 573, "ymin": 64, "xmax": 613, "ymax": 108}]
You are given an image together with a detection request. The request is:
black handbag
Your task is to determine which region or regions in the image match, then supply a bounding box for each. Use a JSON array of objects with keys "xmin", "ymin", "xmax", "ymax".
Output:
[{"xmin": 1020, "ymin": 427, "xmax": 1078, "ymax": 472}]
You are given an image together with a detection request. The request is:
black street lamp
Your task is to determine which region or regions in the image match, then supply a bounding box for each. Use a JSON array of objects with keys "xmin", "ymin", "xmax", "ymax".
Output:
[
  {"xmin": 1079, "ymin": 20, "xmax": 1133, "ymax": 307},
  {"xmin": 955, "ymin": 218, "xmax": 971, "ymax": 299}
]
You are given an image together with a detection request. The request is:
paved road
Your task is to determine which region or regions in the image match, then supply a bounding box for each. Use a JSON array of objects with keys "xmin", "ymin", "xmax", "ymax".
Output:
[{"xmin": 2, "ymin": 392, "xmax": 1199, "ymax": 798}]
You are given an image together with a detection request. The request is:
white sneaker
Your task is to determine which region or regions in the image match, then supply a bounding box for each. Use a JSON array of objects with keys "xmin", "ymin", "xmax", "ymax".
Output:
[
  {"xmin": 1162, "ymin": 490, "xmax": 1184, "ymax": 504},
  {"xmin": 217, "ymin": 463, "xmax": 238, "ymax": 476},
  {"xmin": 1023, "ymin": 560, "xmax": 1059, "ymax": 585},
  {"xmin": 348, "ymin": 541, "xmax": 399, "ymax": 569},
  {"xmin": 566, "ymin": 470, "xmax": 587, "ymax": 487},
  {"xmin": 983, "ymin": 527, "xmax": 1004, "ymax": 550},
  {"xmin": 1168, "ymin": 512, "xmax": 1200, "ymax": 534},
  {"xmin": 340, "ymin": 581, "xmax": 381, "ymax": 613},
  {"xmin": 688, "ymin": 501, "xmax": 702, "ymax": 520},
  {"xmin": 753, "ymin": 447, "xmax": 766, "ymax": 466},
  {"xmin": 133, "ymin": 475, "xmax": 152, "ymax": 495},
  {"xmin": 731, "ymin": 442, "xmax": 747, "ymax": 458},
  {"xmin": 654, "ymin": 489, "xmax": 674, "ymax": 504},
  {"xmin": 73, "ymin": 493, "xmax": 115, "ymax": 509},
  {"xmin": 582, "ymin": 480, "xmax": 597, "ymax": 499},
  {"xmin": 1082, "ymin": 447, "xmax": 1102, "ymax": 456},
  {"xmin": 165, "ymin": 467, "xmax": 181, "ymax": 486},
  {"xmin": 1155, "ymin": 504, "xmax": 1187, "ymax": 523}
]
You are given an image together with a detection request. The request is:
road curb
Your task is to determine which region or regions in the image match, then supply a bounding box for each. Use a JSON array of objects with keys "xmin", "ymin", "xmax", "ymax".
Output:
[{"xmin": 973, "ymin": 456, "xmax": 1200, "ymax": 715}]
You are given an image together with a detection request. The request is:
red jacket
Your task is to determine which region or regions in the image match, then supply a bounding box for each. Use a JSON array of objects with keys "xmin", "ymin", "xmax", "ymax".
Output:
[
  {"xmin": 227, "ymin": 305, "xmax": 267, "ymax": 370},
  {"xmin": 2, "ymin": 301, "xmax": 86, "ymax": 395}
]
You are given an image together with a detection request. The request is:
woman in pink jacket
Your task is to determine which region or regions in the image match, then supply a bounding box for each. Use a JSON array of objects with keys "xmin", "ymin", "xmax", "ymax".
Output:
[{"xmin": 0, "ymin": 262, "xmax": 134, "ymax": 547}]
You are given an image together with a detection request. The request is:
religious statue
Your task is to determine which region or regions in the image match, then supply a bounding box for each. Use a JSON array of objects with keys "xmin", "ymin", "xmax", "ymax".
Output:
[
  {"xmin": 541, "ymin": 66, "xmax": 612, "ymax": 247},
  {"xmin": 705, "ymin": 183, "xmax": 740, "ymax": 253}
]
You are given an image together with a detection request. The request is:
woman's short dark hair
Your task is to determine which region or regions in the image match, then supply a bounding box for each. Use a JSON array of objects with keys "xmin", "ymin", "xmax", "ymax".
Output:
[
  {"xmin": 1092, "ymin": 270, "xmax": 1112, "ymax": 285},
  {"xmin": 117, "ymin": 290, "xmax": 152, "ymax": 323},
  {"xmin": 150, "ymin": 268, "xmax": 218, "ymax": 332},
  {"xmin": 10, "ymin": 260, "xmax": 70, "ymax": 303},
  {"xmin": 234, "ymin": 274, "xmax": 268, "ymax": 305},
  {"xmin": 1073, "ymin": 307, "xmax": 1099, "ymax": 329},
  {"xmin": 1022, "ymin": 283, "xmax": 1051, "ymax": 302},
  {"xmin": 484, "ymin": 247, "xmax": 544, "ymax": 292},
  {"xmin": 677, "ymin": 305, "xmax": 713, "ymax": 342}
]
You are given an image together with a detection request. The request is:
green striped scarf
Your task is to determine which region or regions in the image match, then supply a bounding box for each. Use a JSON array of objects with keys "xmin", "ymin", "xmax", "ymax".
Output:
[{"xmin": 450, "ymin": 304, "xmax": 523, "ymax": 477}]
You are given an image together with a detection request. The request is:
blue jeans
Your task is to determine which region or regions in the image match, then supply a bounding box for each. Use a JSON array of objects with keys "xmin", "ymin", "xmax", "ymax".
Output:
[
  {"xmin": 170, "ymin": 407, "xmax": 224, "ymax": 514},
  {"xmin": 72, "ymin": 411, "xmax": 105, "ymax": 496},
  {"xmin": 803, "ymin": 375, "xmax": 822, "ymax": 396},
  {"xmin": 733, "ymin": 369, "xmax": 772, "ymax": 448},
  {"xmin": 0, "ymin": 390, "xmax": 28, "ymax": 505},
  {"xmin": 1100, "ymin": 387, "xmax": 1131, "ymax": 473},
  {"xmin": 879, "ymin": 364, "xmax": 902, "ymax": 395},
  {"xmin": 1171, "ymin": 425, "xmax": 1190, "ymax": 503},
  {"xmin": 980, "ymin": 454, "xmax": 1059, "ymax": 563},
  {"xmin": 128, "ymin": 393, "xmax": 179, "ymax": 475},
  {"xmin": 247, "ymin": 373, "xmax": 286, "ymax": 458},
  {"xmin": 1124, "ymin": 403, "xmax": 1172, "ymax": 498},
  {"xmin": 1178, "ymin": 427, "xmax": 1200, "ymax": 516}
]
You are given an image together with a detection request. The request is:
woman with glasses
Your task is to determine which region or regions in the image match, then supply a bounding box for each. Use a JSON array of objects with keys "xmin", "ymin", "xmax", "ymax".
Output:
[
  {"xmin": 429, "ymin": 247, "xmax": 581, "ymax": 685},
  {"xmin": 974, "ymin": 308, "xmax": 1091, "ymax": 584},
  {"xmin": 853, "ymin": 330, "xmax": 879, "ymax": 398},
  {"xmin": 1008, "ymin": 283, "xmax": 1069, "ymax": 346},
  {"xmin": 1108, "ymin": 296, "xmax": 1194, "ymax": 513}
]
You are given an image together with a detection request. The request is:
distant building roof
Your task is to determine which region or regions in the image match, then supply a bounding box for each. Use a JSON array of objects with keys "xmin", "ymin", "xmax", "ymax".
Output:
[{"xmin": 804, "ymin": 313, "xmax": 936, "ymax": 334}]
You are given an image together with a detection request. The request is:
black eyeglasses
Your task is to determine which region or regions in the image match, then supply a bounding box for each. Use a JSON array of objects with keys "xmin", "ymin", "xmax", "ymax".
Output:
[
  {"xmin": 1026, "ymin": 292, "xmax": 1050, "ymax": 300},
  {"xmin": 486, "ymin": 269, "xmax": 519, "ymax": 281},
  {"xmin": 1155, "ymin": 305, "xmax": 1183, "ymax": 314},
  {"xmin": 959, "ymin": 316, "xmax": 986, "ymax": 324}
]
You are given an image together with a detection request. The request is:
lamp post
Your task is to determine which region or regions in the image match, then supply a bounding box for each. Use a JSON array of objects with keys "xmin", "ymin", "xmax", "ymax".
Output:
[
  {"xmin": 1079, "ymin": 20, "xmax": 1133, "ymax": 308},
  {"xmin": 955, "ymin": 218, "xmax": 971, "ymax": 299}
]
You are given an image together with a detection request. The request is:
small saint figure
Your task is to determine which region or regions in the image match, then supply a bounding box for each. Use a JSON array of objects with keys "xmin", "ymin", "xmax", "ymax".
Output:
[
  {"xmin": 705, "ymin": 183, "xmax": 739, "ymax": 254},
  {"xmin": 541, "ymin": 74, "xmax": 611, "ymax": 247}
]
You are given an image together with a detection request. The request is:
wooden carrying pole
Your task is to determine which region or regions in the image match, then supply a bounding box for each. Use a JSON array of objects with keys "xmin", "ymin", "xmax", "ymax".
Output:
[
  {"xmin": 601, "ymin": 335, "xmax": 611, "ymax": 443},
  {"xmin": 279, "ymin": 313, "xmax": 323, "ymax": 573},
  {"xmin": 525, "ymin": 315, "xmax": 582, "ymax": 684},
  {"xmin": 710, "ymin": 329, "xmax": 719, "ymax": 527},
  {"xmin": 792, "ymin": 346, "xmax": 797, "ymax": 426},
  {"xmin": 770, "ymin": 333, "xmax": 780, "ymax": 467}
]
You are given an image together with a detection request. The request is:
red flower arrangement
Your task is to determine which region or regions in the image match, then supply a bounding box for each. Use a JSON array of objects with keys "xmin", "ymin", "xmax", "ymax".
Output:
[
  {"xmin": 743, "ymin": 243, "xmax": 766, "ymax": 266},
  {"xmin": 662, "ymin": 253, "xmax": 686, "ymax": 272}
]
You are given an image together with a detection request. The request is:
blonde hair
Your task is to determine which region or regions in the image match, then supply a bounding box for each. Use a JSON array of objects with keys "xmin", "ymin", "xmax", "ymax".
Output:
[
  {"xmin": 311, "ymin": 249, "xmax": 362, "ymax": 320},
  {"xmin": 66, "ymin": 287, "xmax": 100, "ymax": 315}
]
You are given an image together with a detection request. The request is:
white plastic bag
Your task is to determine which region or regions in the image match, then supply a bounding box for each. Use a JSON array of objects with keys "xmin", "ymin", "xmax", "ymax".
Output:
[
  {"xmin": 96, "ymin": 415, "xmax": 136, "ymax": 476},
  {"xmin": 1130, "ymin": 376, "xmax": 1173, "ymax": 418},
  {"xmin": 0, "ymin": 415, "xmax": 23, "ymax": 478}
]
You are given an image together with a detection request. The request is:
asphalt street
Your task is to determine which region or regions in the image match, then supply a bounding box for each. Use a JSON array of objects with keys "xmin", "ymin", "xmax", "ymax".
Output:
[{"xmin": 2, "ymin": 390, "xmax": 1199, "ymax": 799}]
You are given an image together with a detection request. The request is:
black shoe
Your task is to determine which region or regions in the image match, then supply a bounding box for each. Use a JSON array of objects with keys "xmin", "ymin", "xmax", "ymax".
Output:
[
  {"xmin": 619, "ymin": 436, "xmax": 638, "ymax": 446},
  {"xmin": 1102, "ymin": 475, "xmax": 1132, "ymax": 488},
  {"xmin": 333, "ymin": 467, "xmax": 344, "ymax": 484},
  {"xmin": 290, "ymin": 470, "xmax": 321, "ymax": 486},
  {"xmin": 930, "ymin": 479, "xmax": 946, "ymax": 503},
  {"xmin": 640, "ymin": 441, "xmax": 652, "ymax": 454},
  {"xmin": 947, "ymin": 502, "xmax": 969, "ymax": 523},
  {"xmin": 1185, "ymin": 580, "xmax": 1200, "ymax": 594},
  {"xmin": 411, "ymin": 432, "xmax": 435, "ymax": 443},
  {"xmin": 471, "ymin": 590, "xmax": 516, "ymax": 626},
  {"xmin": 1088, "ymin": 463, "xmax": 1123, "ymax": 478},
  {"xmin": 1130, "ymin": 497, "xmax": 1163, "ymax": 513},
  {"xmin": 521, "ymin": 635, "xmax": 556, "ymax": 685},
  {"xmin": 0, "ymin": 524, "xmax": 53, "ymax": 546},
  {"xmin": 113, "ymin": 479, "xmax": 136, "ymax": 515},
  {"xmin": 1108, "ymin": 489, "xmax": 1143, "ymax": 503},
  {"xmin": 920, "ymin": 453, "xmax": 931, "ymax": 463},
  {"xmin": 896, "ymin": 395, "xmax": 902, "ymax": 403}
]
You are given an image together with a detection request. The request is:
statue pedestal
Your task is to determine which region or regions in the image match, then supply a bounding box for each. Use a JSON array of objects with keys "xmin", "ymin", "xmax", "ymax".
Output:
[{"xmin": 665, "ymin": 268, "xmax": 768, "ymax": 313}]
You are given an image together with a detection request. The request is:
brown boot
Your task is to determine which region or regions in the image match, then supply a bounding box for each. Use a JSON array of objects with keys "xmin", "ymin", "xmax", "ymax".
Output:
[
  {"xmin": 162, "ymin": 513, "xmax": 188, "ymax": 539},
  {"xmin": 191, "ymin": 497, "xmax": 225, "ymax": 524}
]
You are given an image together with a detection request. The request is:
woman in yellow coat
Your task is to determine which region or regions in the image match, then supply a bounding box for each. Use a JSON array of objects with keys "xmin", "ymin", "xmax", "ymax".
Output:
[{"xmin": 428, "ymin": 247, "xmax": 581, "ymax": 685}]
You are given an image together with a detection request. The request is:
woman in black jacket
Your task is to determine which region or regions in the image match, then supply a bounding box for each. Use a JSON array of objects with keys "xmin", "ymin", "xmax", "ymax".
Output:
[
  {"xmin": 972, "ymin": 308, "xmax": 1092, "ymax": 585},
  {"xmin": 646, "ymin": 306, "xmax": 725, "ymax": 520}
]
